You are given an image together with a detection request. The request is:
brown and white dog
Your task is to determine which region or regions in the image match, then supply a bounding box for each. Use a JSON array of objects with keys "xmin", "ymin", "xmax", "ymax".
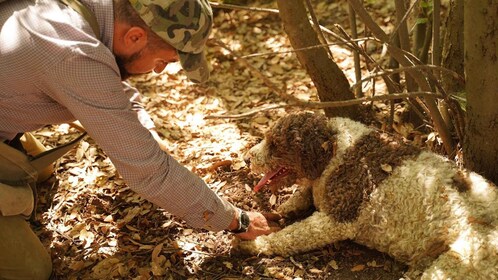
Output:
[{"xmin": 238, "ymin": 112, "xmax": 498, "ymax": 280}]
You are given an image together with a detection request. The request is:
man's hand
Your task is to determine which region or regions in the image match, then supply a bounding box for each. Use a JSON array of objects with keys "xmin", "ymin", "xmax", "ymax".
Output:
[{"xmin": 234, "ymin": 211, "xmax": 280, "ymax": 240}]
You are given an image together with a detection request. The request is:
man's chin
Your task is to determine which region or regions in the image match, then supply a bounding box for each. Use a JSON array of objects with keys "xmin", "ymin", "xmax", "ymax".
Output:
[
  {"xmin": 115, "ymin": 56, "xmax": 140, "ymax": 81},
  {"xmin": 118, "ymin": 68, "xmax": 145, "ymax": 81}
]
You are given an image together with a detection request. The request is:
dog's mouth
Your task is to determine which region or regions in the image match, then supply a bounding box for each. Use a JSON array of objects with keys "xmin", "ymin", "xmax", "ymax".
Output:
[{"xmin": 253, "ymin": 167, "xmax": 290, "ymax": 192}]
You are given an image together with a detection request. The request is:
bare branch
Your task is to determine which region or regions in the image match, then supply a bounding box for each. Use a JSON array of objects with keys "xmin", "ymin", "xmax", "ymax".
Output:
[
  {"xmin": 390, "ymin": 0, "xmax": 421, "ymax": 43},
  {"xmin": 348, "ymin": 3, "xmax": 363, "ymax": 97},
  {"xmin": 304, "ymin": 0, "xmax": 335, "ymax": 60},
  {"xmin": 208, "ymin": 2, "xmax": 279, "ymax": 13},
  {"xmin": 432, "ymin": 0, "xmax": 442, "ymax": 68},
  {"xmin": 239, "ymin": 38, "xmax": 376, "ymax": 59},
  {"xmin": 351, "ymin": 64, "xmax": 465, "ymax": 91},
  {"xmin": 205, "ymin": 92, "xmax": 443, "ymax": 120},
  {"xmin": 347, "ymin": 0, "xmax": 455, "ymax": 155}
]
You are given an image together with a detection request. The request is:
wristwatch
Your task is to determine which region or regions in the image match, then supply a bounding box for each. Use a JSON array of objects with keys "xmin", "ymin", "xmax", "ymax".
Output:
[{"xmin": 230, "ymin": 208, "xmax": 250, "ymax": 234}]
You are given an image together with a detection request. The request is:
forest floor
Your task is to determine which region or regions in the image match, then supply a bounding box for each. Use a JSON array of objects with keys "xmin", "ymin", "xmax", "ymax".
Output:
[{"xmin": 32, "ymin": 1, "xmax": 436, "ymax": 279}]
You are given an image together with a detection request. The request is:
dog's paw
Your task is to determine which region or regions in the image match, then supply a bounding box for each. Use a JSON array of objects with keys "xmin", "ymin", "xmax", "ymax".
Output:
[{"xmin": 231, "ymin": 237, "xmax": 271, "ymax": 256}]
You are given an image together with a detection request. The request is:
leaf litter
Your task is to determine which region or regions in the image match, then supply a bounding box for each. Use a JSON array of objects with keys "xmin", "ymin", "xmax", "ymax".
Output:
[{"xmin": 32, "ymin": 1, "xmax": 411, "ymax": 279}]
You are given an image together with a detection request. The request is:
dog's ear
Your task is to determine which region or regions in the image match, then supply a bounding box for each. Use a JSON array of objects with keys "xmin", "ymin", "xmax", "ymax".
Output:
[
  {"xmin": 299, "ymin": 129, "xmax": 335, "ymax": 179},
  {"xmin": 268, "ymin": 113, "xmax": 336, "ymax": 179},
  {"xmin": 265, "ymin": 113, "xmax": 336, "ymax": 179}
]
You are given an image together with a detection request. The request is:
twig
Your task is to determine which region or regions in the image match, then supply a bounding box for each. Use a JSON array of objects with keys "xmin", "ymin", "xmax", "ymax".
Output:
[
  {"xmin": 348, "ymin": 3, "xmax": 363, "ymax": 97},
  {"xmin": 239, "ymin": 37, "xmax": 376, "ymax": 59},
  {"xmin": 347, "ymin": 0, "xmax": 455, "ymax": 156},
  {"xmin": 208, "ymin": 1, "xmax": 279, "ymax": 13},
  {"xmin": 432, "ymin": 0, "xmax": 441, "ymax": 69},
  {"xmin": 390, "ymin": 0, "xmax": 421, "ymax": 43},
  {"xmin": 333, "ymin": 23, "xmax": 403, "ymax": 105},
  {"xmin": 205, "ymin": 92, "xmax": 443, "ymax": 120},
  {"xmin": 351, "ymin": 64, "xmax": 465, "ymax": 91},
  {"xmin": 394, "ymin": 0, "xmax": 417, "ymax": 92},
  {"xmin": 304, "ymin": 0, "xmax": 335, "ymax": 60}
]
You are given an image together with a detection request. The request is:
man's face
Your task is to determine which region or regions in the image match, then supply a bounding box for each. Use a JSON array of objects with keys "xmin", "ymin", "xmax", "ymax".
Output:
[{"xmin": 115, "ymin": 44, "xmax": 179, "ymax": 81}]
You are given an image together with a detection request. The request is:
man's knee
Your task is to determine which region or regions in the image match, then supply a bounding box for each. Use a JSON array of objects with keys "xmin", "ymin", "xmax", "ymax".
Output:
[
  {"xmin": 15, "ymin": 252, "xmax": 53, "ymax": 280},
  {"xmin": 30, "ymin": 253, "xmax": 53, "ymax": 280},
  {"xmin": 0, "ymin": 216, "xmax": 52, "ymax": 280}
]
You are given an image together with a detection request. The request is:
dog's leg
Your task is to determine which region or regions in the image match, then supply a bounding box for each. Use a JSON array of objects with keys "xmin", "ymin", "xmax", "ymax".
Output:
[
  {"xmin": 417, "ymin": 230, "xmax": 498, "ymax": 280},
  {"xmin": 277, "ymin": 185, "xmax": 313, "ymax": 218},
  {"xmin": 419, "ymin": 250, "xmax": 496, "ymax": 280},
  {"xmin": 235, "ymin": 211, "xmax": 356, "ymax": 256}
]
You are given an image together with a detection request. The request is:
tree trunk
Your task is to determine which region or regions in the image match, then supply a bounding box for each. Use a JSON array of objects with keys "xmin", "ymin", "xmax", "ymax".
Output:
[
  {"xmin": 276, "ymin": 0, "xmax": 357, "ymax": 119},
  {"xmin": 441, "ymin": 0, "xmax": 464, "ymax": 93},
  {"xmin": 463, "ymin": 0, "xmax": 498, "ymax": 185}
]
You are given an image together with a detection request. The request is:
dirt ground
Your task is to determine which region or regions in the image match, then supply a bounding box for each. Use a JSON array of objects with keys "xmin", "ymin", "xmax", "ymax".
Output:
[{"xmin": 32, "ymin": 1, "xmax": 417, "ymax": 279}]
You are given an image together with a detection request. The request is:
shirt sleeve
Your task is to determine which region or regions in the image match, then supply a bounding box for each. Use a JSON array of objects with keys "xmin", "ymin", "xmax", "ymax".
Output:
[{"xmin": 44, "ymin": 51, "xmax": 235, "ymax": 231}]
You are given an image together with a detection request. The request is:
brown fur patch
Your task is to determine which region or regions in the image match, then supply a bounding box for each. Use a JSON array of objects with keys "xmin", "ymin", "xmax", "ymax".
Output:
[
  {"xmin": 323, "ymin": 131, "xmax": 422, "ymax": 222},
  {"xmin": 265, "ymin": 113, "xmax": 337, "ymax": 180},
  {"xmin": 452, "ymin": 170, "xmax": 472, "ymax": 193}
]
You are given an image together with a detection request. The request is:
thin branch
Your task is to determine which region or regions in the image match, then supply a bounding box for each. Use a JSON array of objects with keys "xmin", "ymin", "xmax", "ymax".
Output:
[
  {"xmin": 205, "ymin": 92, "xmax": 443, "ymax": 119},
  {"xmin": 334, "ymin": 24, "xmax": 402, "ymax": 94},
  {"xmin": 390, "ymin": 0, "xmax": 421, "ymax": 43},
  {"xmin": 432, "ymin": 0, "xmax": 441, "ymax": 68},
  {"xmin": 208, "ymin": 2, "xmax": 279, "ymax": 13},
  {"xmin": 240, "ymin": 37, "xmax": 376, "ymax": 59},
  {"xmin": 348, "ymin": 3, "xmax": 363, "ymax": 97},
  {"xmin": 351, "ymin": 64, "xmax": 465, "ymax": 91},
  {"xmin": 347, "ymin": 0, "xmax": 455, "ymax": 155},
  {"xmin": 304, "ymin": 0, "xmax": 335, "ymax": 60},
  {"xmin": 394, "ymin": 0, "xmax": 417, "ymax": 92}
]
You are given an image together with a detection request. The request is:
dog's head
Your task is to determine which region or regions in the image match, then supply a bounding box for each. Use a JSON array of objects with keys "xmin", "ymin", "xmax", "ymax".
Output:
[{"xmin": 246, "ymin": 112, "xmax": 337, "ymax": 192}]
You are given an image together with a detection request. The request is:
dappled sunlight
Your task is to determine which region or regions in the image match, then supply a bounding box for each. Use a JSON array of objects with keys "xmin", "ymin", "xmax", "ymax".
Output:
[
  {"xmin": 222, "ymin": 39, "xmax": 242, "ymax": 54},
  {"xmin": 262, "ymin": 36, "xmax": 290, "ymax": 55},
  {"xmin": 21, "ymin": 0, "xmax": 493, "ymax": 278},
  {"xmin": 451, "ymin": 229, "xmax": 476, "ymax": 266},
  {"xmin": 427, "ymin": 267, "xmax": 448, "ymax": 280},
  {"xmin": 177, "ymin": 112, "xmax": 206, "ymax": 130},
  {"xmin": 0, "ymin": 21, "xmax": 23, "ymax": 53},
  {"xmin": 468, "ymin": 172, "xmax": 496, "ymax": 201},
  {"xmin": 164, "ymin": 62, "xmax": 182, "ymax": 75}
]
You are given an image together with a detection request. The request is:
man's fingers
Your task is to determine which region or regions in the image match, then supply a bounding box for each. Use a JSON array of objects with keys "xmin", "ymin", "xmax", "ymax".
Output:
[
  {"xmin": 262, "ymin": 212, "xmax": 282, "ymax": 221},
  {"xmin": 269, "ymin": 226, "xmax": 281, "ymax": 233}
]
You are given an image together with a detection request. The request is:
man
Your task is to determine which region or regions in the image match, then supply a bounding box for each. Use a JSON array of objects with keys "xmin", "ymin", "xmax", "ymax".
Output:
[{"xmin": 0, "ymin": 0, "xmax": 274, "ymax": 278}]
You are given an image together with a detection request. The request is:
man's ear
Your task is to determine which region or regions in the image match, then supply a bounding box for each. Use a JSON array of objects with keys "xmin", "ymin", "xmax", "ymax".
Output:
[{"xmin": 122, "ymin": 26, "xmax": 148, "ymax": 53}]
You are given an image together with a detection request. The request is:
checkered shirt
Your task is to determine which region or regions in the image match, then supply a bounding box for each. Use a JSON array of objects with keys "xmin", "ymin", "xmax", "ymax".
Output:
[{"xmin": 0, "ymin": 0, "xmax": 234, "ymax": 231}]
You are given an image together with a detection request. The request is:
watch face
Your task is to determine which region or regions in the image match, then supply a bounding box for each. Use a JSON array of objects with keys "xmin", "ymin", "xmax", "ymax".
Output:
[
  {"xmin": 240, "ymin": 211, "xmax": 250, "ymax": 230},
  {"xmin": 230, "ymin": 210, "xmax": 250, "ymax": 234}
]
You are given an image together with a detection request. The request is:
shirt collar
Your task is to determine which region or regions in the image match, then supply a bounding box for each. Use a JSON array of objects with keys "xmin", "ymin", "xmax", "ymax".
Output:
[{"xmin": 80, "ymin": 0, "xmax": 114, "ymax": 50}]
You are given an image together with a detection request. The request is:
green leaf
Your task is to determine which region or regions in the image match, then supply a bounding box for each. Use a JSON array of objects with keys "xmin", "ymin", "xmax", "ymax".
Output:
[
  {"xmin": 416, "ymin": 18, "xmax": 429, "ymax": 25},
  {"xmin": 450, "ymin": 91, "xmax": 467, "ymax": 112}
]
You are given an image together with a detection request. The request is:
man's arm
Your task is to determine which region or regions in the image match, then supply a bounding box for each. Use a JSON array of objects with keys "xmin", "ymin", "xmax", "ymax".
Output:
[
  {"xmin": 122, "ymin": 83, "xmax": 278, "ymax": 238},
  {"xmin": 124, "ymin": 82, "xmax": 171, "ymax": 152}
]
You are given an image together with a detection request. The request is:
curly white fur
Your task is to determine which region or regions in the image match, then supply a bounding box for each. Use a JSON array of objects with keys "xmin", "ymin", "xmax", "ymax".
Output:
[{"xmin": 239, "ymin": 113, "xmax": 498, "ymax": 280}]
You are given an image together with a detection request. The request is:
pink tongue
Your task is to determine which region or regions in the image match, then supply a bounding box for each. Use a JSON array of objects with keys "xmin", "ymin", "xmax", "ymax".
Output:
[{"xmin": 253, "ymin": 168, "xmax": 282, "ymax": 192}]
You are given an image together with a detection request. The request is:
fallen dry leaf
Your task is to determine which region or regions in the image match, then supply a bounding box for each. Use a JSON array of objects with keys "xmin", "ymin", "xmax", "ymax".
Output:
[{"xmin": 351, "ymin": 264, "xmax": 366, "ymax": 272}]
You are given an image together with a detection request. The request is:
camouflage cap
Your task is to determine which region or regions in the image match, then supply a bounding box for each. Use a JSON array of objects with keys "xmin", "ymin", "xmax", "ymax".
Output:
[{"xmin": 129, "ymin": 0, "xmax": 213, "ymax": 83}]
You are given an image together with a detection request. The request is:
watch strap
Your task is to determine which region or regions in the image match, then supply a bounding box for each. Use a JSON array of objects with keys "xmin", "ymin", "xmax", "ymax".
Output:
[{"xmin": 229, "ymin": 209, "xmax": 250, "ymax": 234}]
